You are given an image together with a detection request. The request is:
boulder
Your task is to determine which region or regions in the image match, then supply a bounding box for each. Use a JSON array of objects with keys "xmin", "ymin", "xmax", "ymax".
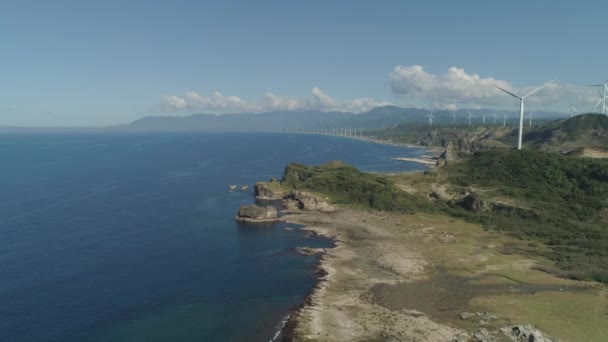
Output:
[
  {"xmin": 500, "ymin": 325, "xmax": 554, "ymax": 342},
  {"xmin": 287, "ymin": 191, "xmax": 335, "ymax": 212},
  {"xmin": 236, "ymin": 204, "xmax": 278, "ymax": 222},
  {"xmin": 459, "ymin": 194, "xmax": 488, "ymax": 213},
  {"xmin": 254, "ymin": 181, "xmax": 285, "ymax": 200},
  {"xmin": 472, "ymin": 328, "xmax": 497, "ymax": 342},
  {"xmin": 228, "ymin": 185, "xmax": 237, "ymax": 191}
]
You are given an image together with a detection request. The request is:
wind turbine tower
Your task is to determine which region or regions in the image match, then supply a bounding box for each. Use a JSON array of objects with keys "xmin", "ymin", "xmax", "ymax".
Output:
[
  {"xmin": 493, "ymin": 113, "xmax": 498, "ymax": 125},
  {"xmin": 493, "ymin": 80, "xmax": 553, "ymax": 150},
  {"xmin": 481, "ymin": 113, "xmax": 486, "ymax": 125},
  {"xmin": 466, "ymin": 110, "xmax": 475, "ymax": 126},
  {"xmin": 426, "ymin": 111, "xmax": 435, "ymax": 126},
  {"xmin": 569, "ymin": 105, "xmax": 578, "ymax": 118},
  {"xmin": 452, "ymin": 110, "xmax": 456, "ymax": 124},
  {"xmin": 529, "ymin": 112, "xmax": 534, "ymax": 127},
  {"xmin": 502, "ymin": 113, "xmax": 507, "ymax": 127}
]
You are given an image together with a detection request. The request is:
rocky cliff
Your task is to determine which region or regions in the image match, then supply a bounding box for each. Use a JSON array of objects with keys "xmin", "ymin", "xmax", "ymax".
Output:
[
  {"xmin": 283, "ymin": 190, "xmax": 335, "ymax": 212},
  {"xmin": 235, "ymin": 204, "xmax": 278, "ymax": 222},
  {"xmin": 254, "ymin": 180, "xmax": 286, "ymax": 200}
]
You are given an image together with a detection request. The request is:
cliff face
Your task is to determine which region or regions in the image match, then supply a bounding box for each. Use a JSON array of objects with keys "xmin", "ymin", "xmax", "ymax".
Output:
[
  {"xmin": 284, "ymin": 191, "xmax": 335, "ymax": 212},
  {"xmin": 254, "ymin": 181, "xmax": 285, "ymax": 200},
  {"xmin": 235, "ymin": 204, "xmax": 278, "ymax": 222},
  {"xmin": 434, "ymin": 127, "xmax": 513, "ymax": 167}
]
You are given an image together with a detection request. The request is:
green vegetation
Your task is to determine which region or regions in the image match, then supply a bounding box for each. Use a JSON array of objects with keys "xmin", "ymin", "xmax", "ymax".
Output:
[
  {"xmin": 525, "ymin": 114, "xmax": 608, "ymax": 151},
  {"xmin": 280, "ymin": 126, "xmax": 608, "ymax": 284},
  {"xmin": 472, "ymin": 291, "xmax": 608, "ymax": 342},
  {"xmin": 281, "ymin": 161, "xmax": 431, "ymax": 212},
  {"xmin": 446, "ymin": 149, "xmax": 608, "ymax": 283}
]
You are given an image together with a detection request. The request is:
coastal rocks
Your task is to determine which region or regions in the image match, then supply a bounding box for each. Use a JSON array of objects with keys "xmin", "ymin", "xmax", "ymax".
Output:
[
  {"xmin": 235, "ymin": 204, "xmax": 278, "ymax": 222},
  {"xmin": 241, "ymin": 185, "xmax": 249, "ymax": 191},
  {"xmin": 500, "ymin": 325, "xmax": 554, "ymax": 342},
  {"xmin": 472, "ymin": 328, "xmax": 498, "ymax": 342},
  {"xmin": 459, "ymin": 311, "xmax": 497, "ymax": 323},
  {"xmin": 285, "ymin": 191, "xmax": 335, "ymax": 212},
  {"xmin": 295, "ymin": 247, "xmax": 325, "ymax": 256},
  {"xmin": 228, "ymin": 185, "xmax": 238, "ymax": 191},
  {"xmin": 440, "ymin": 141, "xmax": 458, "ymax": 161},
  {"xmin": 254, "ymin": 180, "xmax": 285, "ymax": 200}
]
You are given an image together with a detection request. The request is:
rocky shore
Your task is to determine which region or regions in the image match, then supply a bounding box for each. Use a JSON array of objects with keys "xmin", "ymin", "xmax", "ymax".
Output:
[{"xmin": 239, "ymin": 169, "xmax": 605, "ymax": 341}]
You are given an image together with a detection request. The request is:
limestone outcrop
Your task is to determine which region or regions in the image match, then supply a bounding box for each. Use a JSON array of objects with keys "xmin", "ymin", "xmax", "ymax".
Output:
[
  {"xmin": 235, "ymin": 204, "xmax": 278, "ymax": 222},
  {"xmin": 284, "ymin": 190, "xmax": 335, "ymax": 212},
  {"xmin": 254, "ymin": 181, "xmax": 285, "ymax": 200}
]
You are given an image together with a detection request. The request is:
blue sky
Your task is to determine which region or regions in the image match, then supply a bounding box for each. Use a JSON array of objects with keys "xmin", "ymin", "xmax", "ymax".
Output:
[{"xmin": 2, "ymin": 0, "xmax": 607, "ymax": 126}]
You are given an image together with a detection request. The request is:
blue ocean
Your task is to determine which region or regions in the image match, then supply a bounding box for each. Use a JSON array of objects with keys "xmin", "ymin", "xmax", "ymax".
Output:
[{"xmin": 0, "ymin": 132, "xmax": 426, "ymax": 342}]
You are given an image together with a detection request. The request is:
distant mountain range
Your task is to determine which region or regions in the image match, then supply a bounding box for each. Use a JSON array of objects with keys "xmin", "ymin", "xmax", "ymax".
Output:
[
  {"xmin": 116, "ymin": 106, "xmax": 568, "ymax": 132},
  {"xmin": 1, "ymin": 106, "xmax": 569, "ymax": 132}
]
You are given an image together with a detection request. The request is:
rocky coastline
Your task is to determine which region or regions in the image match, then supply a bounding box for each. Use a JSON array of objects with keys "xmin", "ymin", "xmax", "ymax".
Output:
[{"xmin": 236, "ymin": 165, "xmax": 602, "ymax": 341}]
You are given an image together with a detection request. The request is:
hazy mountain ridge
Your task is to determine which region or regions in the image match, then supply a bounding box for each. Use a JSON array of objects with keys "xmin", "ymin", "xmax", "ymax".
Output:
[
  {"xmin": 0, "ymin": 106, "xmax": 567, "ymax": 132},
  {"xmin": 117, "ymin": 106, "xmax": 567, "ymax": 132}
]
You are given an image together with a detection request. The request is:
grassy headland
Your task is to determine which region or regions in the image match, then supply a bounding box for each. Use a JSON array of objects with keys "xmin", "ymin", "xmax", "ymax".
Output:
[
  {"xmin": 275, "ymin": 114, "xmax": 608, "ymax": 340},
  {"xmin": 278, "ymin": 159, "xmax": 608, "ymax": 340}
]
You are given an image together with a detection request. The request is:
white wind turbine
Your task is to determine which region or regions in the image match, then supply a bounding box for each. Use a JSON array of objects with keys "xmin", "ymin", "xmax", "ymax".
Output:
[
  {"xmin": 493, "ymin": 113, "xmax": 498, "ymax": 125},
  {"xmin": 452, "ymin": 110, "xmax": 457, "ymax": 124},
  {"xmin": 502, "ymin": 113, "xmax": 507, "ymax": 127},
  {"xmin": 493, "ymin": 80, "xmax": 553, "ymax": 150},
  {"xmin": 481, "ymin": 113, "xmax": 487, "ymax": 125},
  {"xmin": 569, "ymin": 105, "xmax": 578, "ymax": 118},
  {"xmin": 589, "ymin": 81, "xmax": 608, "ymax": 115},
  {"xmin": 426, "ymin": 111, "xmax": 436, "ymax": 126},
  {"xmin": 529, "ymin": 112, "xmax": 534, "ymax": 127},
  {"xmin": 466, "ymin": 110, "xmax": 475, "ymax": 126}
]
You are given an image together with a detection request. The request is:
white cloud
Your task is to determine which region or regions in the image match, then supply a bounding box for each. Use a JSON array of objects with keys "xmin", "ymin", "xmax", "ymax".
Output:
[
  {"xmin": 389, "ymin": 65, "xmax": 597, "ymax": 110},
  {"xmin": 162, "ymin": 95, "xmax": 188, "ymax": 110},
  {"xmin": 162, "ymin": 88, "xmax": 391, "ymax": 113}
]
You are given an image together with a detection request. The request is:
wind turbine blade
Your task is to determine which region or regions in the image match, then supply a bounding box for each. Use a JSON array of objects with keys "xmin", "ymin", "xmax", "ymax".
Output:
[
  {"xmin": 523, "ymin": 80, "xmax": 553, "ymax": 98},
  {"xmin": 588, "ymin": 84, "xmax": 604, "ymax": 87},
  {"xmin": 492, "ymin": 83, "xmax": 521, "ymax": 98},
  {"xmin": 594, "ymin": 98, "xmax": 603, "ymax": 109}
]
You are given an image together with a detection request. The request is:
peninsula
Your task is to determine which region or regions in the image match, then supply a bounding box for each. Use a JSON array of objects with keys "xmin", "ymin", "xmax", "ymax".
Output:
[{"xmin": 245, "ymin": 114, "xmax": 608, "ymax": 341}]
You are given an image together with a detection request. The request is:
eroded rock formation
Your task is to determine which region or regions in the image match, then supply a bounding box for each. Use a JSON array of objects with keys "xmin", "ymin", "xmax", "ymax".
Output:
[{"xmin": 235, "ymin": 204, "xmax": 278, "ymax": 222}]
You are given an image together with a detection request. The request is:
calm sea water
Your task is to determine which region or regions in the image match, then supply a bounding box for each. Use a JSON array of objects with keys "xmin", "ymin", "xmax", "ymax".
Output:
[{"xmin": 0, "ymin": 132, "xmax": 426, "ymax": 342}]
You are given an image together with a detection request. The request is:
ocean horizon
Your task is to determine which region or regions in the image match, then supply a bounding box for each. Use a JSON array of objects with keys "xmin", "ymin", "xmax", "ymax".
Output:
[{"xmin": 0, "ymin": 132, "xmax": 427, "ymax": 342}]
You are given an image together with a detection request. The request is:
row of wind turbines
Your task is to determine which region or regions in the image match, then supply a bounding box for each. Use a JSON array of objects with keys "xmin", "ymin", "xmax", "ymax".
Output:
[
  {"xmin": 571, "ymin": 81, "xmax": 608, "ymax": 116},
  {"xmin": 427, "ymin": 79, "xmax": 608, "ymax": 150},
  {"xmin": 426, "ymin": 110, "xmax": 529, "ymax": 128}
]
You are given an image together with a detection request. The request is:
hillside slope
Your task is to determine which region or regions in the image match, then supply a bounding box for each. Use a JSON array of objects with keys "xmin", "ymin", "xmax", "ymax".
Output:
[{"xmin": 525, "ymin": 114, "xmax": 608, "ymax": 155}]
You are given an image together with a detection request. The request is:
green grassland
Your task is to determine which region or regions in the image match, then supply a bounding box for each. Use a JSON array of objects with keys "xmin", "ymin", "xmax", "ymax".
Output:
[
  {"xmin": 444, "ymin": 149, "xmax": 608, "ymax": 283},
  {"xmin": 279, "ymin": 148, "xmax": 608, "ymax": 284}
]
